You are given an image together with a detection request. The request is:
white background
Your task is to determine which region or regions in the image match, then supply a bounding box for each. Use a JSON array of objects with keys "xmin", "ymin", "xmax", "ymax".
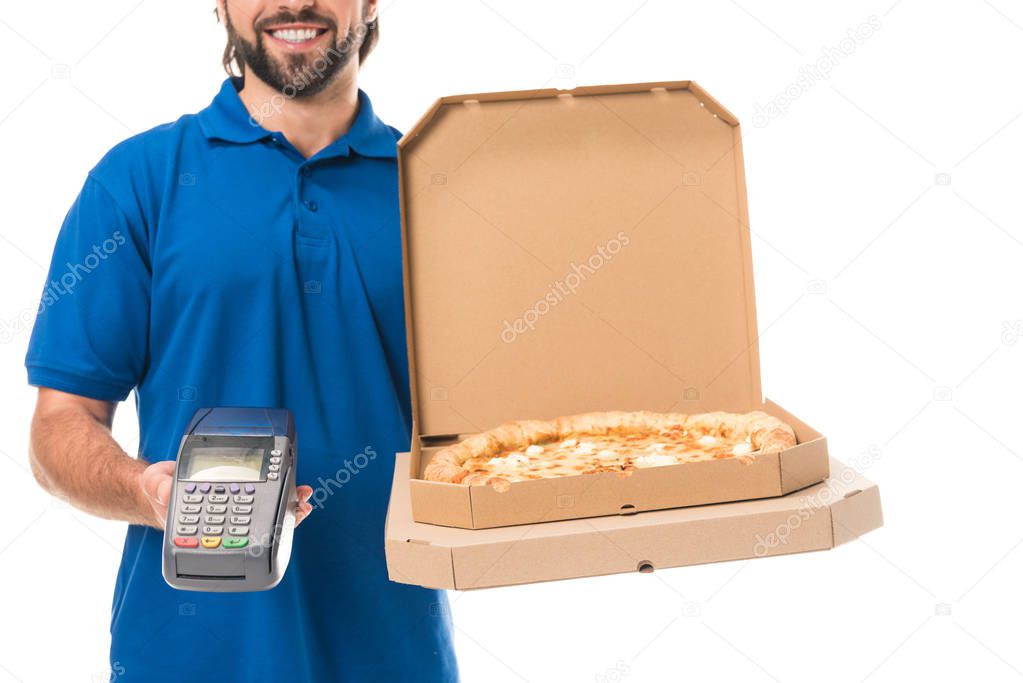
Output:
[{"xmin": 1, "ymin": 1, "xmax": 1022, "ymax": 681}]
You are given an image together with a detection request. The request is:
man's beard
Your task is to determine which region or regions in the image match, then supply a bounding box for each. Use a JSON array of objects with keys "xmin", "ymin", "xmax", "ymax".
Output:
[{"xmin": 225, "ymin": 7, "xmax": 361, "ymax": 98}]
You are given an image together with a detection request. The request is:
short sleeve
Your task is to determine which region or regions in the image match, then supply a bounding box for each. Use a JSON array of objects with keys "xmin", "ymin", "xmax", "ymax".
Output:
[{"xmin": 25, "ymin": 173, "xmax": 151, "ymax": 402}]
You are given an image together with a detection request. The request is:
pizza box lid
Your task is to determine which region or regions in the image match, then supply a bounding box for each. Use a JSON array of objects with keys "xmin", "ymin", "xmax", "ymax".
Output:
[
  {"xmin": 397, "ymin": 80, "xmax": 761, "ymax": 440},
  {"xmin": 385, "ymin": 451, "xmax": 883, "ymax": 590}
]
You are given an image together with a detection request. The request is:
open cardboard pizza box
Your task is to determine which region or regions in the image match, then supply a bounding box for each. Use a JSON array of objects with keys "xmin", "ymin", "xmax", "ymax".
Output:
[
  {"xmin": 395, "ymin": 80, "xmax": 831, "ymax": 529},
  {"xmin": 386, "ymin": 452, "xmax": 882, "ymax": 590}
]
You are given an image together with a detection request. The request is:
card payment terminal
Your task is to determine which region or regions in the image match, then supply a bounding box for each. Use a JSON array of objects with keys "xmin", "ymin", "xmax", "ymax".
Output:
[{"xmin": 162, "ymin": 407, "xmax": 298, "ymax": 592}]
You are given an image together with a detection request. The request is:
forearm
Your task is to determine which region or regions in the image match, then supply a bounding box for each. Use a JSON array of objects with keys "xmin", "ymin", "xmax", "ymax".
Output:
[{"xmin": 29, "ymin": 399, "xmax": 157, "ymax": 527}]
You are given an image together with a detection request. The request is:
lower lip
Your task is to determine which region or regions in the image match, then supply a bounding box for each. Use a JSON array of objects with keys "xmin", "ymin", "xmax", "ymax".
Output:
[{"xmin": 265, "ymin": 30, "xmax": 329, "ymax": 52}]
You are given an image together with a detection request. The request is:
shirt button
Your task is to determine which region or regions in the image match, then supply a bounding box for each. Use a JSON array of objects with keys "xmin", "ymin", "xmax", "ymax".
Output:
[
  {"xmin": 300, "ymin": 167, "xmax": 312, "ymax": 178},
  {"xmin": 304, "ymin": 200, "xmax": 318, "ymax": 212}
]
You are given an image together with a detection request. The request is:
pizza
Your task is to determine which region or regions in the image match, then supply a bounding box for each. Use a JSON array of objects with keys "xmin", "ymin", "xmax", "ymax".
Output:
[{"xmin": 423, "ymin": 410, "xmax": 797, "ymax": 490}]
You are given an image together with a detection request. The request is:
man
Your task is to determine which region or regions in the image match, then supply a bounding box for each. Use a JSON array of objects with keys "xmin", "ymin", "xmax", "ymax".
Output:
[{"xmin": 25, "ymin": 1, "xmax": 457, "ymax": 680}]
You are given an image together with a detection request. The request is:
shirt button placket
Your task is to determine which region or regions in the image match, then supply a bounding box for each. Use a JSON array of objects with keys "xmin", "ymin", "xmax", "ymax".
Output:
[
  {"xmin": 296, "ymin": 162, "xmax": 326, "ymax": 296},
  {"xmin": 299, "ymin": 165, "xmax": 317, "ymax": 212}
]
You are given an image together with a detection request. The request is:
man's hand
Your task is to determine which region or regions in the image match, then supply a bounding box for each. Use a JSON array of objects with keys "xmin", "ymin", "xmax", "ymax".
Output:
[
  {"xmin": 295, "ymin": 486, "xmax": 314, "ymax": 524},
  {"xmin": 139, "ymin": 461, "xmax": 175, "ymax": 527},
  {"xmin": 29, "ymin": 388, "xmax": 315, "ymax": 529},
  {"xmin": 140, "ymin": 461, "xmax": 314, "ymax": 529}
]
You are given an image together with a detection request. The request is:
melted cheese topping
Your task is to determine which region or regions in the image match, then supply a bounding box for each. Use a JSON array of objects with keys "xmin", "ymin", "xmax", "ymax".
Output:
[
  {"xmin": 634, "ymin": 453, "xmax": 677, "ymax": 468},
  {"xmin": 486, "ymin": 452, "xmax": 528, "ymax": 472},
  {"xmin": 731, "ymin": 442, "xmax": 753, "ymax": 456},
  {"xmin": 464, "ymin": 429, "xmax": 759, "ymax": 483}
]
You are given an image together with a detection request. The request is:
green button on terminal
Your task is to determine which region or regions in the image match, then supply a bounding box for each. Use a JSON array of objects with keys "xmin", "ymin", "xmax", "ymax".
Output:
[{"xmin": 223, "ymin": 537, "xmax": 249, "ymax": 549}]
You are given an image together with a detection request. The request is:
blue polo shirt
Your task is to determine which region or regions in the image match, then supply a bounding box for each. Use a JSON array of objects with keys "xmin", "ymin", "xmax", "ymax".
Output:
[{"xmin": 26, "ymin": 78, "xmax": 457, "ymax": 682}]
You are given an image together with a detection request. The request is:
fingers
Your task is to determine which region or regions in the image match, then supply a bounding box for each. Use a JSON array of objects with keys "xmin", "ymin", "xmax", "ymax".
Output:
[{"xmin": 295, "ymin": 485, "xmax": 314, "ymax": 527}]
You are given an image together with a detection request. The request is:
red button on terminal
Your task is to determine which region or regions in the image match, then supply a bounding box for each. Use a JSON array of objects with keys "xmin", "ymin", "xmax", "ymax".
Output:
[{"xmin": 174, "ymin": 537, "xmax": 199, "ymax": 548}]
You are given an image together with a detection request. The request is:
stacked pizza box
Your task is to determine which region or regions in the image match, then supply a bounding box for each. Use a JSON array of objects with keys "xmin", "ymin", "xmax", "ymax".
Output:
[{"xmin": 385, "ymin": 81, "xmax": 883, "ymax": 590}]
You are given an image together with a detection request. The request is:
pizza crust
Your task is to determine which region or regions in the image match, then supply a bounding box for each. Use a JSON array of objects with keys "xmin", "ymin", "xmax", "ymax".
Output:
[{"xmin": 423, "ymin": 410, "xmax": 797, "ymax": 487}]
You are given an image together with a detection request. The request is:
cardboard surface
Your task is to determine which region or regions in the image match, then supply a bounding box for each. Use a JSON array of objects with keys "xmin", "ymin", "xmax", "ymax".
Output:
[
  {"xmin": 386, "ymin": 453, "xmax": 883, "ymax": 590},
  {"xmin": 395, "ymin": 81, "xmax": 831, "ymax": 527},
  {"xmin": 399, "ymin": 81, "xmax": 762, "ymax": 436}
]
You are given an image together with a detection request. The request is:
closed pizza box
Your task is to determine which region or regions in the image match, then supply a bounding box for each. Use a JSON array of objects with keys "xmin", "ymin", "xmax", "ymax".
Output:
[
  {"xmin": 395, "ymin": 80, "xmax": 830, "ymax": 529},
  {"xmin": 386, "ymin": 452, "xmax": 883, "ymax": 590}
]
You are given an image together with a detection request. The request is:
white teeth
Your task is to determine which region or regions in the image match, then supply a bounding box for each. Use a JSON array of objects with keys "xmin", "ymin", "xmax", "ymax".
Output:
[{"xmin": 271, "ymin": 28, "xmax": 320, "ymax": 43}]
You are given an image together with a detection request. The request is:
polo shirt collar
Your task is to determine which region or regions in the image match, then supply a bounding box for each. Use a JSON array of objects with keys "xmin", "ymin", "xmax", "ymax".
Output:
[{"xmin": 198, "ymin": 77, "xmax": 397, "ymax": 159}]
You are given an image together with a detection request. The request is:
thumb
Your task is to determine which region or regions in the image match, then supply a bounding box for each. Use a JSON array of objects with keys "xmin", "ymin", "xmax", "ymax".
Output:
[{"xmin": 141, "ymin": 460, "xmax": 176, "ymax": 505}]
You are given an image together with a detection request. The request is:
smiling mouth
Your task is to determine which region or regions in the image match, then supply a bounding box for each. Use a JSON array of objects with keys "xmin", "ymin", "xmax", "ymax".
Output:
[{"xmin": 265, "ymin": 25, "xmax": 330, "ymax": 45}]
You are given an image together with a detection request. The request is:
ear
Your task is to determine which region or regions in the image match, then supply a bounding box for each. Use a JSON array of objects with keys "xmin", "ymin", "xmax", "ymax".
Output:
[
  {"xmin": 216, "ymin": 0, "xmax": 227, "ymax": 23},
  {"xmin": 364, "ymin": 0, "xmax": 379, "ymax": 24}
]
